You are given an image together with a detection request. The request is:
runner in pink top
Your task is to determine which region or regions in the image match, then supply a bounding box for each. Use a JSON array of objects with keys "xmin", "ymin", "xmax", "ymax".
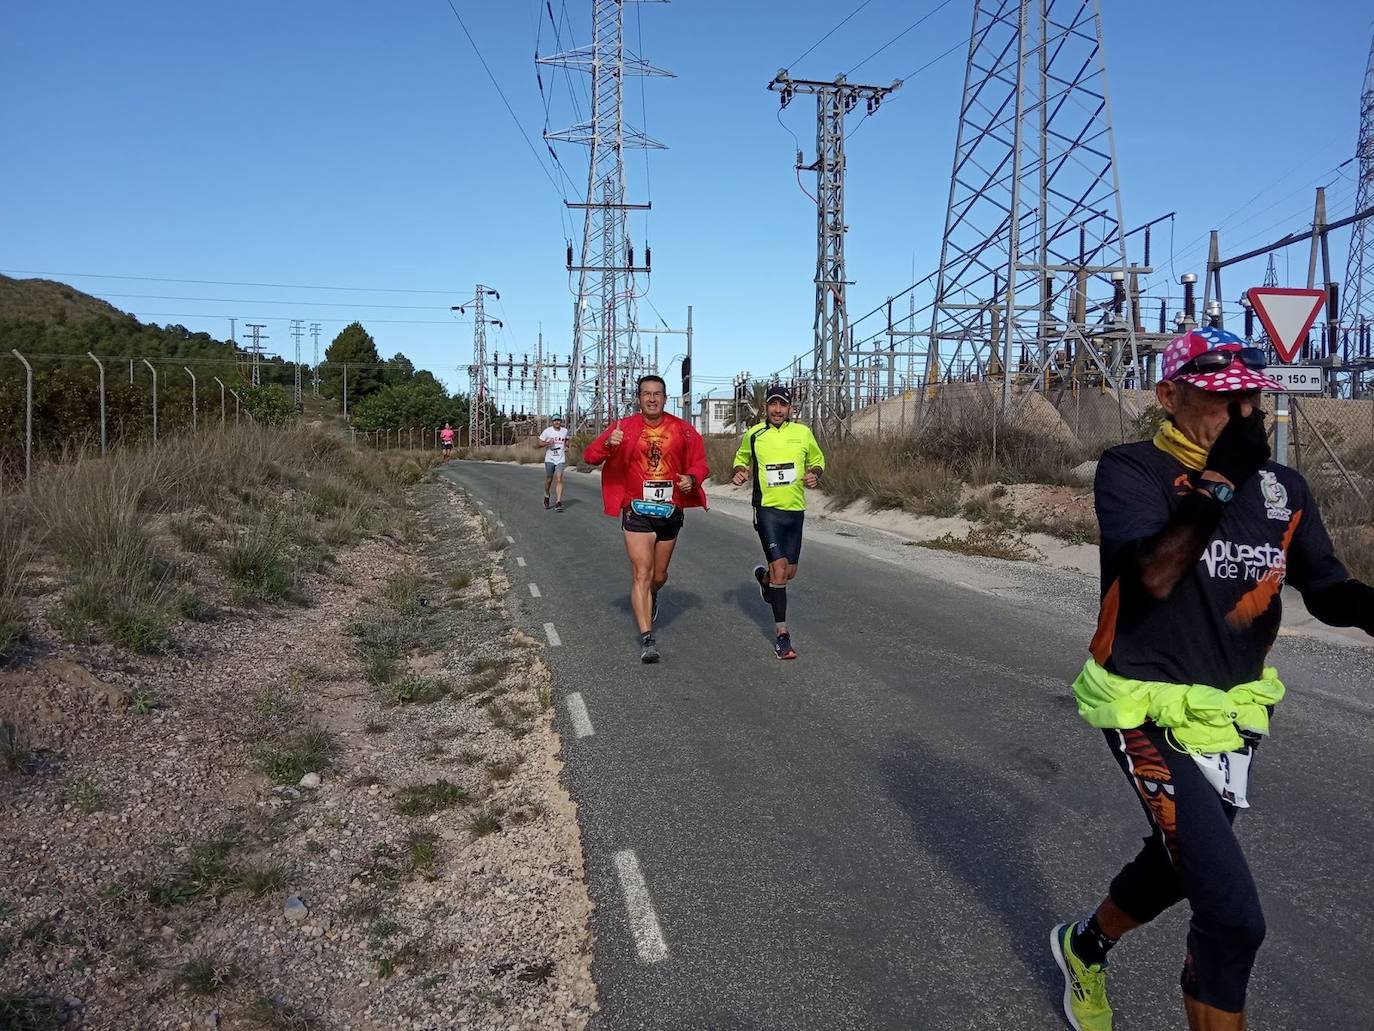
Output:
[{"xmin": 439, "ymin": 423, "xmax": 456, "ymax": 460}]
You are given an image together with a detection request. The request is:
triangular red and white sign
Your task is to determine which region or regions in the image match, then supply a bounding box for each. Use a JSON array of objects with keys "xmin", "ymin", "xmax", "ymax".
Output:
[{"xmin": 1246, "ymin": 287, "xmax": 1326, "ymax": 364}]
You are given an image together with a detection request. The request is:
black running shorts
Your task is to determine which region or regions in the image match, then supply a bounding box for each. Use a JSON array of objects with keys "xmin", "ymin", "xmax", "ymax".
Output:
[
  {"xmin": 621, "ymin": 506, "xmax": 684, "ymax": 541},
  {"xmin": 754, "ymin": 506, "xmax": 804, "ymax": 565}
]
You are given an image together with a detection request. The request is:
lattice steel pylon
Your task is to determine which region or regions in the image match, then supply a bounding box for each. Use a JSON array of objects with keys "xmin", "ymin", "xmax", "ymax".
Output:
[
  {"xmin": 768, "ymin": 72, "xmax": 901, "ymax": 436},
  {"xmin": 540, "ymin": 0, "xmax": 671, "ymax": 431},
  {"xmin": 459, "ymin": 285, "xmax": 502, "ymax": 446},
  {"xmin": 928, "ymin": 0, "xmax": 1139, "ymax": 410},
  {"xmin": 1340, "ymin": 30, "xmax": 1374, "ymax": 338}
]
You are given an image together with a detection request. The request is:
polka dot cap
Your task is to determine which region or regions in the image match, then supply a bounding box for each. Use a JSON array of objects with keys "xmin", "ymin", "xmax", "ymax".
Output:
[{"xmin": 1160, "ymin": 327, "xmax": 1287, "ymax": 393}]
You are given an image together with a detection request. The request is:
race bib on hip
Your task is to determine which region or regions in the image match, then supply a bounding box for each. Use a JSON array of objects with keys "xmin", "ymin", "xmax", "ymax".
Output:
[
  {"xmin": 765, "ymin": 462, "xmax": 797, "ymax": 486},
  {"xmin": 1190, "ymin": 746, "xmax": 1253, "ymax": 808},
  {"xmin": 642, "ymin": 479, "xmax": 673, "ymax": 503}
]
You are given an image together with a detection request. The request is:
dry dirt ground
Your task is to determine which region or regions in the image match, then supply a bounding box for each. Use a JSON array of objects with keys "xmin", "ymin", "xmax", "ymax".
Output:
[{"xmin": 1, "ymin": 480, "xmax": 596, "ymax": 1030}]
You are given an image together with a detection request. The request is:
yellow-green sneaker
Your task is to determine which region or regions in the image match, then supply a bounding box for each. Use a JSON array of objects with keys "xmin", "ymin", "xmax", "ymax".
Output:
[{"xmin": 1050, "ymin": 922, "xmax": 1113, "ymax": 1031}]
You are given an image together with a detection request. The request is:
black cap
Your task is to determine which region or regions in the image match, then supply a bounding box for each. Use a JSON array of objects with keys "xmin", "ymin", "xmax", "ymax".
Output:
[{"xmin": 765, "ymin": 384, "xmax": 792, "ymax": 404}]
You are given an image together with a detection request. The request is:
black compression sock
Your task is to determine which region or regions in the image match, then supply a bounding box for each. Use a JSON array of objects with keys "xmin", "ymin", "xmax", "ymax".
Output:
[
  {"xmin": 1070, "ymin": 913, "xmax": 1118, "ymax": 967},
  {"xmin": 767, "ymin": 583, "xmax": 787, "ymax": 625}
]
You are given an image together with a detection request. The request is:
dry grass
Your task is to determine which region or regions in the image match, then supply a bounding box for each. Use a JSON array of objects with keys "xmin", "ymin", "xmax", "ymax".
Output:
[
  {"xmin": 454, "ymin": 443, "xmax": 545, "ymax": 464},
  {"xmin": 911, "ymin": 526, "xmax": 1034, "ymax": 562},
  {"xmin": 0, "ymin": 510, "xmax": 32, "ymax": 660},
  {"xmin": 707, "ymin": 412, "xmax": 1087, "ymax": 518},
  {"xmin": 0, "ymin": 426, "xmax": 439, "ymax": 655}
]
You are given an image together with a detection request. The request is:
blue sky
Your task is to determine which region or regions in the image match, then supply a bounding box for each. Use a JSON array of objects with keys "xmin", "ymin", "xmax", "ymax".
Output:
[{"xmin": 3, "ymin": 0, "xmax": 1371, "ymax": 400}]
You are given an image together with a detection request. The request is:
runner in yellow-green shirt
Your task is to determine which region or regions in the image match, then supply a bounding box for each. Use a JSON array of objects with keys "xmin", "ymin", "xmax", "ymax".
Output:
[{"xmin": 730, "ymin": 384, "xmax": 825, "ymax": 659}]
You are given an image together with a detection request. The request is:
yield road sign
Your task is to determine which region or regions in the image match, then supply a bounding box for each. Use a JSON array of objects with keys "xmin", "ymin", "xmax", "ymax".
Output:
[{"xmin": 1246, "ymin": 287, "xmax": 1326, "ymax": 364}]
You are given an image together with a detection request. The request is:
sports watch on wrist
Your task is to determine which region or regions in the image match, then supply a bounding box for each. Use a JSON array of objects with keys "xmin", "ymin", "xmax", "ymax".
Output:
[{"xmin": 1195, "ymin": 479, "xmax": 1235, "ymax": 504}]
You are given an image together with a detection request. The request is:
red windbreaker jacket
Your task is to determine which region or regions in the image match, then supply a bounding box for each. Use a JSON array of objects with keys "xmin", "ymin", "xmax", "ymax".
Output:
[{"xmin": 582, "ymin": 413, "xmax": 711, "ymax": 516}]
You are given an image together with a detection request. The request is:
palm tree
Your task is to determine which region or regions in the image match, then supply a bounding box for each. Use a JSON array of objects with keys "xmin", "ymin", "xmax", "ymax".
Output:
[{"xmin": 726, "ymin": 379, "xmax": 771, "ymax": 431}]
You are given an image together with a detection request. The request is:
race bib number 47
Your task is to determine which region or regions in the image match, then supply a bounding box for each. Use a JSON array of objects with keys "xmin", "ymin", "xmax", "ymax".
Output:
[
  {"xmin": 765, "ymin": 463, "xmax": 797, "ymax": 486},
  {"xmin": 642, "ymin": 479, "xmax": 673, "ymax": 502}
]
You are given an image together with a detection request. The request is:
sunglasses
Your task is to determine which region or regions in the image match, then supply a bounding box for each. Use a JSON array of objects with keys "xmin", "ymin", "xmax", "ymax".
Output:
[{"xmin": 1171, "ymin": 346, "xmax": 1266, "ymax": 379}]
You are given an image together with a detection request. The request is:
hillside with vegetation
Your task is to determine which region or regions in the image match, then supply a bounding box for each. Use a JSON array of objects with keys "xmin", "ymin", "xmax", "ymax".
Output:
[{"xmin": 0, "ymin": 278, "xmax": 510, "ymax": 479}]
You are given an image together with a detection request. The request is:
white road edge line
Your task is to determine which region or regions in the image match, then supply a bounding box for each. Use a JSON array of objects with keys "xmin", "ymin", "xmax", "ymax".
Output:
[
  {"xmin": 528, "ymin": 583, "xmax": 541, "ymax": 598},
  {"xmin": 543, "ymin": 622, "xmax": 562, "ymax": 647},
  {"xmin": 516, "ymin": 557, "xmax": 527, "ymax": 568},
  {"xmin": 566, "ymin": 692, "xmax": 595, "ymax": 738},
  {"xmin": 506, "ymin": 535, "xmax": 515, "ymax": 544},
  {"xmin": 613, "ymin": 850, "xmax": 668, "ymax": 964}
]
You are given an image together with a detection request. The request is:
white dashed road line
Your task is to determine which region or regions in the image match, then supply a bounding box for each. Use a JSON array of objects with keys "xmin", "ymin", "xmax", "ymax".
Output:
[
  {"xmin": 613, "ymin": 850, "xmax": 669, "ymax": 964},
  {"xmin": 543, "ymin": 622, "xmax": 562, "ymax": 647},
  {"xmin": 516, "ymin": 557, "xmax": 527, "ymax": 568},
  {"xmin": 566, "ymin": 692, "xmax": 595, "ymax": 738},
  {"xmin": 506, "ymin": 535, "xmax": 515, "ymax": 544},
  {"xmin": 528, "ymin": 583, "xmax": 541, "ymax": 598}
]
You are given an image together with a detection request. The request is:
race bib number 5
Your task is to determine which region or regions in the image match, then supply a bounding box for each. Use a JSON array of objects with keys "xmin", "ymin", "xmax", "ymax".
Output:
[
  {"xmin": 642, "ymin": 479, "xmax": 673, "ymax": 502},
  {"xmin": 765, "ymin": 463, "xmax": 797, "ymax": 486}
]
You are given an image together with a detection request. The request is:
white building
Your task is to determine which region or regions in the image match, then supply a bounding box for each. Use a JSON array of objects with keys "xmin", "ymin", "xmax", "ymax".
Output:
[{"xmin": 696, "ymin": 396, "xmax": 738, "ymax": 436}]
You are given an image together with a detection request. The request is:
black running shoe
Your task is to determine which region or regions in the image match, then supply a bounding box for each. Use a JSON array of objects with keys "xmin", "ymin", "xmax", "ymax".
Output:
[
  {"xmin": 753, "ymin": 565, "xmax": 769, "ymax": 602},
  {"xmin": 543, "ymin": 495, "xmax": 550, "ymax": 510},
  {"xmin": 640, "ymin": 633, "xmax": 660, "ymax": 664},
  {"xmin": 774, "ymin": 633, "xmax": 797, "ymax": 660},
  {"xmin": 555, "ymin": 501, "xmax": 564, "ymax": 513}
]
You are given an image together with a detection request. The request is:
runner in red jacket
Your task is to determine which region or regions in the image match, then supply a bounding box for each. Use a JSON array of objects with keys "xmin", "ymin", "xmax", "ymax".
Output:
[{"xmin": 583, "ymin": 375, "xmax": 710, "ymax": 663}]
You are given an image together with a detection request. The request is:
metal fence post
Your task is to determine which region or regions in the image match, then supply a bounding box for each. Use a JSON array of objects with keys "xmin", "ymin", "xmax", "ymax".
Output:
[
  {"xmin": 184, "ymin": 367, "xmax": 197, "ymax": 431},
  {"xmin": 230, "ymin": 389, "xmax": 241, "ymax": 424},
  {"xmin": 141, "ymin": 358, "xmax": 158, "ymax": 443},
  {"xmin": 87, "ymin": 351, "xmax": 107, "ymax": 455},
  {"xmin": 213, "ymin": 377, "xmax": 226, "ymax": 425},
  {"xmin": 11, "ymin": 350, "xmax": 32, "ymax": 483}
]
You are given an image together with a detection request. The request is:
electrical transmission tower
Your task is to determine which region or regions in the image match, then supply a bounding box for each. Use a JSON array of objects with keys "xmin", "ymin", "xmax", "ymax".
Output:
[
  {"xmin": 243, "ymin": 323, "xmax": 268, "ymax": 386},
  {"xmin": 310, "ymin": 323, "xmax": 322, "ymax": 397},
  {"xmin": 291, "ymin": 320, "xmax": 304, "ymax": 406},
  {"xmin": 456, "ymin": 285, "xmax": 502, "ymax": 446},
  {"xmin": 928, "ymin": 0, "xmax": 1141, "ymax": 411},
  {"xmin": 768, "ymin": 71, "xmax": 901, "ymax": 435},
  {"xmin": 539, "ymin": 0, "xmax": 672, "ymax": 431},
  {"xmin": 1340, "ymin": 29, "xmax": 1374, "ymax": 349}
]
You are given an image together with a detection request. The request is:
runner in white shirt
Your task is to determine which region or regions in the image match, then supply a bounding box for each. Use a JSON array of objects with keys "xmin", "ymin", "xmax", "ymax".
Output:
[{"xmin": 538, "ymin": 416, "xmax": 571, "ymax": 512}]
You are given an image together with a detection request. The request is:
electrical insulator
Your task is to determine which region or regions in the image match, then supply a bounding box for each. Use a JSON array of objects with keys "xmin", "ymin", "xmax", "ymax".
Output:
[
  {"xmin": 627, "ymin": 245, "xmax": 634, "ymax": 268},
  {"xmin": 645, "ymin": 246, "xmax": 651, "ymax": 272},
  {"xmin": 566, "ymin": 243, "xmax": 573, "ymax": 268}
]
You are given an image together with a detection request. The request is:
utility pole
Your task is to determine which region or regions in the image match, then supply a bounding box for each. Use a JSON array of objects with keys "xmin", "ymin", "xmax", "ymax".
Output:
[
  {"xmin": 540, "ymin": 0, "xmax": 672, "ymax": 431},
  {"xmin": 291, "ymin": 319, "xmax": 304, "ymax": 407},
  {"xmin": 768, "ymin": 71, "xmax": 901, "ymax": 437},
  {"xmin": 453, "ymin": 286, "xmax": 503, "ymax": 446},
  {"xmin": 310, "ymin": 322, "xmax": 322, "ymax": 397},
  {"xmin": 244, "ymin": 323, "xmax": 268, "ymax": 386}
]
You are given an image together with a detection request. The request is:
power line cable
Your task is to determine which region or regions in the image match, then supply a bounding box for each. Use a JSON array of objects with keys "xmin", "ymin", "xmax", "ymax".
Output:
[
  {"xmin": 846, "ymin": 0, "xmax": 957, "ymax": 76},
  {"xmin": 784, "ymin": 0, "xmax": 875, "ymax": 71},
  {"xmin": 97, "ymin": 293, "xmax": 454, "ymax": 310},
  {"xmin": 131, "ymin": 312, "xmax": 465, "ymax": 325},
  {"xmin": 439, "ymin": 0, "xmax": 572, "ymax": 204},
  {"xmin": 2, "ymin": 269, "xmax": 456, "ymax": 294},
  {"xmin": 846, "ymin": 33, "xmax": 970, "ymax": 142}
]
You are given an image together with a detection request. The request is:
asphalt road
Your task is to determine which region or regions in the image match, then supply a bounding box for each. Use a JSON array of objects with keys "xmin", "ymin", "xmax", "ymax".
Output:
[{"xmin": 444, "ymin": 460, "xmax": 1374, "ymax": 1031}]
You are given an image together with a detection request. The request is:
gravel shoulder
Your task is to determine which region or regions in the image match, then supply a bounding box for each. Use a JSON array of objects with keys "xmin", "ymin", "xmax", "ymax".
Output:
[{"xmin": 1, "ymin": 478, "xmax": 596, "ymax": 1030}]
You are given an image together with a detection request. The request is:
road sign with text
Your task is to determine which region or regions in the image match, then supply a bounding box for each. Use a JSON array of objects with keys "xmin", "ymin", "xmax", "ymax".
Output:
[
  {"xmin": 1246, "ymin": 287, "xmax": 1326, "ymax": 364},
  {"xmin": 1262, "ymin": 365, "xmax": 1324, "ymax": 394}
]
